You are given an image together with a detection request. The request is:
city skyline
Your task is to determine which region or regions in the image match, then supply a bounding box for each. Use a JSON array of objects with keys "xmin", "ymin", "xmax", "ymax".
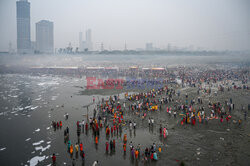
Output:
[{"xmin": 0, "ymin": 0, "xmax": 249, "ymax": 52}]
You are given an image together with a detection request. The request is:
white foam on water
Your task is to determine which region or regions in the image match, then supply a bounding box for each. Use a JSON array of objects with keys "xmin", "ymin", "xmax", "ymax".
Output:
[
  {"xmin": 0, "ymin": 147, "xmax": 6, "ymax": 151},
  {"xmin": 34, "ymin": 146, "xmax": 42, "ymax": 151},
  {"xmin": 37, "ymin": 81, "xmax": 59, "ymax": 86},
  {"xmin": 35, "ymin": 98, "xmax": 41, "ymax": 101},
  {"xmin": 9, "ymin": 95, "xmax": 18, "ymax": 98},
  {"xmin": 25, "ymin": 138, "xmax": 31, "ymax": 141},
  {"xmin": 35, "ymin": 145, "xmax": 51, "ymax": 152},
  {"xmin": 32, "ymin": 140, "xmax": 44, "ymax": 146},
  {"xmin": 29, "ymin": 155, "xmax": 46, "ymax": 166},
  {"xmin": 46, "ymin": 127, "xmax": 50, "ymax": 130},
  {"xmin": 46, "ymin": 141, "xmax": 51, "ymax": 144},
  {"xmin": 31, "ymin": 106, "xmax": 38, "ymax": 110},
  {"xmin": 34, "ymin": 128, "xmax": 40, "ymax": 132},
  {"xmin": 18, "ymin": 107, "xmax": 24, "ymax": 111},
  {"xmin": 27, "ymin": 115, "xmax": 31, "ymax": 118},
  {"xmin": 25, "ymin": 106, "xmax": 32, "ymax": 109},
  {"xmin": 37, "ymin": 83, "xmax": 45, "ymax": 86}
]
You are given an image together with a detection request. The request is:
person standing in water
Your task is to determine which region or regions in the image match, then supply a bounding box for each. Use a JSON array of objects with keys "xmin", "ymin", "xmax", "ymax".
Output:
[{"xmin": 52, "ymin": 153, "xmax": 56, "ymax": 165}]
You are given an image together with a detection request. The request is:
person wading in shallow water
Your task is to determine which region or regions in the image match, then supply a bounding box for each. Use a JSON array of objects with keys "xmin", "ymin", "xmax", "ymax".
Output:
[{"xmin": 52, "ymin": 153, "xmax": 56, "ymax": 165}]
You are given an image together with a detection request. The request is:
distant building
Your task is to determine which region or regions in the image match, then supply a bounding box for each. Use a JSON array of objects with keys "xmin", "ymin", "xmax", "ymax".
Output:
[
  {"xmin": 82, "ymin": 41, "xmax": 88, "ymax": 51},
  {"xmin": 79, "ymin": 29, "xmax": 93, "ymax": 51},
  {"xmin": 85, "ymin": 29, "xmax": 93, "ymax": 51},
  {"xmin": 16, "ymin": 0, "xmax": 31, "ymax": 54},
  {"xmin": 145, "ymin": 43, "xmax": 153, "ymax": 51},
  {"xmin": 36, "ymin": 20, "xmax": 54, "ymax": 53}
]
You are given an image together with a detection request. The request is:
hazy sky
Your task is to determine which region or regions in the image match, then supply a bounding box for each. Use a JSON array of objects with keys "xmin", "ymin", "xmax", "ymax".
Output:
[{"xmin": 0, "ymin": 0, "xmax": 249, "ymax": 51}]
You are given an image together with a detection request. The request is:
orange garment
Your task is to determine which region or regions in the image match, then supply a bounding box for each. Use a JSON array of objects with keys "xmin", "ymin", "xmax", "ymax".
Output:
[
  {"xmin": 95, "ymin": 136, "xmax": 98, "ymax": 144},
  {"xmin": 123, "ymin": 134, "xmax": 127, "ymax": 143},
  {"xmin": 123, "ymin": 144, "xmax": 126, "ymax": 152},
  {"xmin": 70, "ymin": 145, "xmax": 73, "ymax": 154},
  {"xmin": 135, "ymin": 150, "xmax": 139, "ymax": 159}
]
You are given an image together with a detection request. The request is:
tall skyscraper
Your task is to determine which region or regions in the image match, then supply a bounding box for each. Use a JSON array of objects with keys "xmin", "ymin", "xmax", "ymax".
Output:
[
  {"xmin": 36, "ymin": 20, "xmax": 54, "ymax": 53},
  {"xmin": 16, "ymin": 0, "xmax": 31, "ymax": 54},
  {"xmin": 79, "ymin": 29, "xmax": 93, "ymax": 52},
  {"xmin": 85, "ymin": 29, "xmax": 93, "ymax": 51}
]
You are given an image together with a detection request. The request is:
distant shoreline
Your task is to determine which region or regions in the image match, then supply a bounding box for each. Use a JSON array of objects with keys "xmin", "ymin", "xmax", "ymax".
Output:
[{"xmin": 1, "ymin": 50, "xmax": 250, "ymax": 56}]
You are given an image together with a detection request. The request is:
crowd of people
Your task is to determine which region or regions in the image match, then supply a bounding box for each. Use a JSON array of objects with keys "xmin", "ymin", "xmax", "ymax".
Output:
[{"xmin": 50, "ymin": 65, "xmax": 249, "ymax": 165}]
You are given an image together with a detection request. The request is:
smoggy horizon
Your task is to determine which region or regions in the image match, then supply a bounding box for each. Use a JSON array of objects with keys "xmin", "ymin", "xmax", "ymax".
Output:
[{"xmin": 0, "ymin": 0, "xmax": 249, "ymax": 52}]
